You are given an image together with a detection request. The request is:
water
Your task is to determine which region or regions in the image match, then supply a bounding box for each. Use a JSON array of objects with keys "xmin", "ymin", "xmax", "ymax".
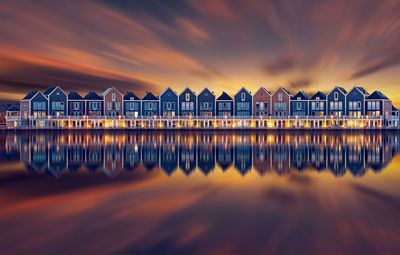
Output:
[{"xmin": 1, "ymin": 131, "xmax": 400, "ymax": 254}]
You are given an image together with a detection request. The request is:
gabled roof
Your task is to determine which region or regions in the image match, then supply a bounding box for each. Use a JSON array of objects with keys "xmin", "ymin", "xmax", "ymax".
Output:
[
  {"xmin": 310, "ymin": 91, "xmax": 326, "ymax": 100},
  {"xmin": 393, "ymin": 106, "xmax": 399, "ymax": 112},
  {"xmin": 199, "ymin": 88, "xmax": 214, "ymax": 97},
  {"xmin": 272, "ymin": 87, "xmax": 291, "ymax": 96},
  {"xmin": 142, "ymin": 92, "xmax": 158, "ymax": 100},
  {"xmin": 235, "ymin": 87, "xmax": 251, "ymax": 96},
  {"xmin": 124, "ymin": 92, "xmax": 140, "ymax": 100},
  {"xmin": 84, "ymin": 92, "xmax": 103, "ymax": 100},
  {"xmin": 101, "ymin": 87, "xmax": 123, "ymax": 97},
  {"xmin": 327, "ymin": 86, "xmax": 347, "ymax": 96},
  {"xmin": 7, "ymin": 106, "xmax": 19, "ymax": 112},
  {"xmin": 355, "ymin": 86, "xmax": 368, "ymax": 95},
  {"xmin": 22, "ymin": 91, "xmax": 39, "ymax": 100},
  {"xmin": 44, "ymin": 86, "xmax": 57, "ymax": 96},
  {"xmin": 179, "ymin": 87, "xmax": 196, "ymax": 96},
  {"xmin": 68, "ymin": 91, "xmax": 83, "ymax": 100},
  {"xmin": 291, "ymin": 91, "xmax": 309, "ymax": 100},
  {"xmin": 254, "ymin": 87, "xmax": 270, "ymax": 96},
  {"xmin": 217, "ymin": 92, "xmax": 232, "ymax": 101},
  {"xmin": 367, "ymin": 91, "xmax": 388, "ymax": 100},
  {"xmin": 160, "ymin": 87, "xmax": 178, "ymax": 96}
]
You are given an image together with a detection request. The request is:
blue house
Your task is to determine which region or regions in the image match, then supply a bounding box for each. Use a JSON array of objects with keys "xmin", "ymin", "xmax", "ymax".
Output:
[
  {"xmin": 290, "ymin": 91, "xmax": 309, "ymax": 116},
  {"xmin": 44, "ymin": 86, "xmax": 67, "ymax": 117},
  {"xmin": 179, "ymin": 87, "xmax": 196, "ymax": 117},
  {"xmin": 327, "ymin": 86, "xmax": 347, "ymax": 117},
  {"xmin": 197, "ymin": 88, "xmax": 215, "ymax": 117},
  {"xmin": 160, "ymin": 87, "xmax": 178, "ymax": 118},
  {"xmin": 141, "ymin": 92, "xmax": 159, "ymax": 117},
  {"xmin": 27, "ymin": 91, "xmax": 48, "ymax": 120},
  {"xmin": 84, "ymin": 92, "xmax": 104, "ymax": 117},
  {"xmin": 123, "ymin": 92, "xmax": 140, "ymax": 118},
  {"xmin": 234, "ymin": 87, "xmax": 252, "ymax": 116},
  {"xmin": 216, "ymin": 92, "xmax": 233, "ymax": 117},
  {"xmin": 346, "ymin": 86, "xmax": 369, "ymax": 118},
  {"xmin": 68, "ymin": 91, "xmax": 85, "ymax": 117},
  {"xmin": 309, "ymin": 91, "xmax": 326, "ymax": 117}
]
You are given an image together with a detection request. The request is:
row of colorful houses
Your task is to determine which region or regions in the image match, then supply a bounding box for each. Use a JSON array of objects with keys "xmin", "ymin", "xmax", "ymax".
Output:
[{"xmin": 5, "ymin": 85, "xmax": 400, "ymax": 128}]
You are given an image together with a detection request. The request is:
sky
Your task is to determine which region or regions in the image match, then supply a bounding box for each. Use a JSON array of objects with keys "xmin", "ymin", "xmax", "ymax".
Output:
[{"xmin": 0, "ymin": 0, "xmax": 400, "ymax": 105}]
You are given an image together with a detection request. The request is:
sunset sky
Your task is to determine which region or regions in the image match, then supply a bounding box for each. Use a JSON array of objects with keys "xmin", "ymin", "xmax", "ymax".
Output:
[{"xmin": 0, "ymin": 0, "xmax": 399, "ymax": 105}]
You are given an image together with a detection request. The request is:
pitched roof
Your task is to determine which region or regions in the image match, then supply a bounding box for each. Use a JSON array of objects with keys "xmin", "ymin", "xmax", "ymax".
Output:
[
  {"xmin": 355, "ymin": 86, "xmax": 368, "ymax": 95},
  {"xmin": 22, "ymin": 91, "xmax": 39, "ymax": 100},
  {"xmin": 199, "ymin": 88, "xmax": 214, "ymax": 97},
  {"xmin": 217, "ymin": 92, "xmax": 232, "ymax": 101},
  {"xmin": 44, "ymin": 86, "xmax": 57, "ymax": 96},
  {"xmin": 7, "ymin": 105, "xmax": 19, "ymax": 112},
  {"xmin": 282, "ymin": 87, "xmax": 291, "ymax": 95},
  {"xmin": 255, "ymin": 87, "xmax": 270, "ymax": 95},
  {"xmin": 291, "ymin": 91, "xmax": 309, "ymax": 100},
  {"xmin": 337, "ymin": 86, "xmax": 347, "ymax": 94},
  {"xmin": 179, "ymin": 87, "xmax": 196, "ymax": 96},
  {"xmin": 310, "ymin": 91, "xmax": 326, "ymax": 100},
  {"xmin": 68, "ymin": 91, "xmax": 83, "ymax": 100},
  {"xmin": 84, "ymin": 92, "xmax": 103, "ymax": 100},
  {"xmin": 367, "ymin": 91, "xmax": 388, "ymax": 100},
  {"xmin": 142, "ymin": 92, "xmax": 158, "ymax": 100},
  {"xmin": 124, "ymin": 92, "xmax": 140, "ymax": 100},
  {"xmin": 393, "ymin": 105, "xmax": 399, "ymax": 112},
  {"xmin": 235, "ymin": 87, "xmax": 251, "ymax": 96}
]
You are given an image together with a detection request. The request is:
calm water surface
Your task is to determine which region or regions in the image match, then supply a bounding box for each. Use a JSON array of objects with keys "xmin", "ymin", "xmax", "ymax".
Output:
[{"xmin": 1, "ymin": 131, "xmax": 400, "ymax": 255}]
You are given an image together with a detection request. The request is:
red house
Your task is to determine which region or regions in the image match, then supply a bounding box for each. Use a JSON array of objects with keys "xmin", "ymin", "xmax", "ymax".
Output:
[
  {"xmin": 271, "ymin": 87, "xmax": 291, "ymax": 117},
  {"xmin": 101, "ymin": 87, "xmax": 123, "ymax": 118}
]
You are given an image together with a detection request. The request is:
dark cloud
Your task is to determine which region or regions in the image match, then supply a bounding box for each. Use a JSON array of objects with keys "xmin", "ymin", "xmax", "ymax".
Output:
[
  {"xmin": 349, "ymin": 53, "xmax": 400, "ymax": 79},
  {"xmin": 288, "ymin": 77, "xmax": 313, "ymax": 90},
  {"xmin": 0, "ymin": 57, "xmax": 157, "ymax": 98},
  {"xmin": 262, "ymin": 56, "xmax": 296, "ymax": 75}
]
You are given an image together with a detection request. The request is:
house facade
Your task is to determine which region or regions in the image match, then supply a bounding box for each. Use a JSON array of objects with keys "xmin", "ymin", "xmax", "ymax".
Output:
[
  {"xmin": 160, "ymin": 87, "xmax": 178, "ymax": 118},
  {"xmin": 271, "ymin": 87, "xmax": 291, "ymax": 117},
  {"xmin": 309, "ymin": 91, "xmax": 326, "ymax": 117},
  {"xmin": 234, "ymin": 87, "xmax": 252, "ymax": 116},
  {"xmin": 44, "ymin": 86, "xmax": 67, "ymax": 117},
  {"xmin": 327, "ymin": 86, "xmax": 347, "ymax": 117},
  {"xmin": 290, "ymin": 91, "xmax": 309, "ymax": 116},
  {"xmin": 84, "ymin": 92, "xmax": 103, "ymax": 117},
  {"xmin": 365, "ymin": 91, "xmax": 392, "ymax": 117},
  {"xmin": 216, "ymin": 92, "xmax": 233, "ymax": 117},
  {"xmin": 179, "ymin": 87, "xmax": 196, "ymax": 117},
  {"xmin": 101, "ymin": 87, "xmax": 123, "ymax": 117},
  {"xmin": 253, "ymin": 87, "xmax": 271, "ymax": 116},
  {"xmin": 197, "ymin": 88, "xmax": 215, "ymax": 117},
  {"xmin": 123, "ymin": 92, "xmax": 140, "ymax": 118},
  {"xmin": 141, "ymin": 92, "xmax": 159, "ymax": 117},
  {"xmin": 346, "ymin": 86, "xmax": 369, "ymax": 118},
  {"xmin": 68, "ymin": 91, "xmax": 85, "ymax": 117}
]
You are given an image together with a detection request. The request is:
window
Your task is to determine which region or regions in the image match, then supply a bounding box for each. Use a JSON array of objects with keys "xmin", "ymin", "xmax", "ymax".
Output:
[
  {"xmin": 320, "ymin": 102, "xmax": 324, "ymax": 110},
  {"xmin": 108, "ymin": 102, "xmax": 112, "ymax": 110},
  {"xmin": 372, "ymin": 101, "xmax": 376, "ymax": 110},
  {"xmin": 204, "ymin": 102, "xmax": 208, "ymax": 110},
  {"xmin": 278, "ymin": 93, "xmax": 282, "ymax": 101},
  {"xmin": 256, "ymin": 102, "xmax": 260, "ymax": 110},
  {"xmin": 339, "ymin": 102, "xmax": 342, "ymax": 110},
  {"xmin": 367, "ymin": 101, "xmax": 371, "ymax": 110},
  {"xmin": 376, "ymin": 102, "xmax": 380, "ymax": 110},
  {"xmin": 182, "ymin": 102, "xmax": 186, "ymax": 111},
  {"xmin": 190, "ymin": 102, "xmax": 194, "ymax": 110},
  {"xmin": 311, "ymin": 102, "xmax": 315, "ymax": 110},
  {"xmin": 241, "ymin": 93, "xmax": 245, "ymax": 101},
  {"xmin": 200, "ymin": 102, "xmax": 204, "ymax": 110},
  {"xmin": 116, "ymin": 103, "xmax": 120, "ymax": 110},
  {"xmin": 334, "ymin": 92, "xmax": 338, "ymax": 100},
  {"xmin": 316, "ymin": 97, "xmax": 320, "ymax": 100},
  {"xmin": 186, "ymin": 93, "xmax": 190, "ymax": 101},
  {"xmin": 112, "ymin": 93, "xmax": 116, "ymax": 101}
]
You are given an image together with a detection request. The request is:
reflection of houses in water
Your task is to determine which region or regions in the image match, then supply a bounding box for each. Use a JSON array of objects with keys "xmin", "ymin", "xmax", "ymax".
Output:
[
  {"xmin": 197, "ymin": 134, "xmax": 215, "ymax": 175},
  {"xmin": 216, "ymin": 135, "xmax": 233, "ymax": 171},
  {"xmin": 46, "ymin": 135, "xmax": 68, "ymax": 177},
  {"xmin": 68, "ymin": 134, "xmax": 85, "ymax": 171},
  {"xmin": 123, "ymin": 136, "xmax": 141, "ymax": 171},
  {"xmin": 103, "ymin": 139, "xmax": 123, "ymax": 177},
  {"xmin": 141, "ymin": 134, "xmax": 160, "ymax": 170},
  {"xmin": 7, "ymin": 132, "xmax": 400, "ymax": 178},
  {"xmin": 327, "ymin": 136, "xmax": 346, "ymax": 177},
  {"xmin": 253, "ymin": 135, "xmax": 271, "ymax": 176},
  {"xmin": 290, "ymin": 135, "xmax": 309, "ymax": 171},
  {"xmin": 271, "ymin": 135, "xmax": 290, "ymax": 176},
  {"xmin": 179, "ymin": 135, "xmax": 196, "ymax": 175},
  {"xmin": 160, "ymin": 134, "xmax": 178, "ymax": 175},
  {"xmin": 234, "ymin": 136, "xmax": 252, "ymax": 175}
]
